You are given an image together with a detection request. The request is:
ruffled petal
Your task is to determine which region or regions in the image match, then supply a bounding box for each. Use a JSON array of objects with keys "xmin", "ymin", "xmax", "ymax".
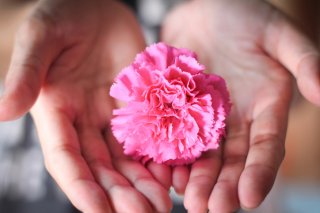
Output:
[{"xmin": 110, "ymin": 42, "xmax": 231, "ymax": 165}]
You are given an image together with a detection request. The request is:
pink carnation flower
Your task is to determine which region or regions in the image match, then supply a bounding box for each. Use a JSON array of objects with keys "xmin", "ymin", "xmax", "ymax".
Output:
[{"xmin": 110, "ymin": 42, "xmax": 231, "ymax": 165}]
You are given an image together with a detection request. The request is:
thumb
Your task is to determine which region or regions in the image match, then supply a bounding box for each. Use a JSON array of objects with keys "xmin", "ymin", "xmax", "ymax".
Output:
[
  {"xmin": 0, "ymin": 16, "xmax": 61, "ymax": 121},
  {"xmin": 263, "ymin": 11, "xmax": 320, "ymax": 106}
]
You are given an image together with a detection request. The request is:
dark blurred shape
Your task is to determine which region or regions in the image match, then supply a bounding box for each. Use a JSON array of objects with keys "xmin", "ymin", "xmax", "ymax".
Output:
[{"xmin": 121, "ymin": 0, "xmax": 137, "ymax": 10}]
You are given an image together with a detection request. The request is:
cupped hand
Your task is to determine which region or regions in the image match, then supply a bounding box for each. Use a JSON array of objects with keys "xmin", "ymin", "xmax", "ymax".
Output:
[
  {"xmin": 0, "ymin": 0, "xmax": 172, "ymax": 212},
  {"xmin": 162, "ymin": 0, "xmax": 320, "ymax": 212}
]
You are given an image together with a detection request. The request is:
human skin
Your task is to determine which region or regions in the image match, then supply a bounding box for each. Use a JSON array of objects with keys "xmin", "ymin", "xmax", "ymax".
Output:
[
  {"xmin": 0, "ymin": 0, "xmax": 35, "ymax": 80},
  {"xmin": 271, "ymin": 0, "xmax": 320, "ymax": 186},
  {"xmin": 162, "ymin": 0, "xmax": 320, "ymax": 212},
  {"xmin": 0, "ymin": 0, "xmax": 172, "ymax": 212},
  {"xmin": 1, "ymin": 0, "xmax": 320, "ymax": 212}
]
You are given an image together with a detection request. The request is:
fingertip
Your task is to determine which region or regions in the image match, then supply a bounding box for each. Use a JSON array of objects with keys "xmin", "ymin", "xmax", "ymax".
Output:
[
  {"xmin": 184, "ymin": 176, "xmax": 213, "ymax": 213},
  {"xmin": 0, "ymin": 98, "xmax": 29, "ymax": 121},
  {"xmin": 136, "ymin": 178, "xmax": 173, "ymax": 213},
  {"xmin": 172, "ymin": 166, "xmax": 189, "ymax": 194},
  {"xmin": 67, "ymin": 180, "xmax": 113, "ymax": 213},
  {"xmin": 208, "ymin": 182, "xmax": 240, "ymax": 213},
  {"xmin": 239, "ymin": 166, "xmax": 275, "ymax": 210},
  {"xmin": 295, "ymin": 52, "xmax": 320, "ymax": 106},
  {"xmin": 115, "ymin": 160, "xmax": 172, "ymax": 213},
  {"xmin": 108, "ymin": 185, "xmax": 154, "ymax": 213},
  {"xmin": 297, "ymin": 70, "xmax": 320, "ymax": 106},
  {"xmin": 0, "ymin": 80, "xmax": 39, "ymax": 121}
]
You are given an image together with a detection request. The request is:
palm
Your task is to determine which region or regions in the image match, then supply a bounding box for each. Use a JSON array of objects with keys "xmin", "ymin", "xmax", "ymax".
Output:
[
  {"xmin": 1, "ymin": 0, "xmax": 318, "ymax": 212},
  {"xmin": 2, "ymin": 0, "xmax": 171, "ymax": 212},
  {"xmin": 162, "ymin": 0, "xmax": 305, "ymax": 212}
]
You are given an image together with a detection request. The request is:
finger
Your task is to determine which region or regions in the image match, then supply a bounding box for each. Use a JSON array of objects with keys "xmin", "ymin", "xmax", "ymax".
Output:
[
  {"xmin": 77, "ymin": 125, "xmax": 153, "ymax": 213},
  {"xmin": 239, "ymin": 100, "xmax": 289, "ymax": 210},
  {"xmin": 113, "ymin": 159, "xmax": 173, "ymax": 213},
  {"xmin": 106, "ymin": 130, "xmax": 173, "ymax": 213},
  {"xmin": 146, "ymin": 161, "xmax": 172, "ymax": 190},
  {"xmin": 263, "ymin": 11, "xmax": 320, "ymax": 105},
  {"xmin": 32, "ymin": 110, "xmax": 111, "ymax": 213},
  {"xmin": 208, "ymin": 123, "xmax": 249, "ymax": 213},
  {"xmin": 184, "ymin": 150, "xmax": 222, "ymax": 213},
  {"xmin": 95, "ymin": 166, "xmax": 154, "ymax": 213},
  {"xmin": 0, "ymin": 15, "xmax": 61, "ymax": 120},
  {"xmin": 172, "ymin": 165, "xmax": 190, "ymax": 194}
]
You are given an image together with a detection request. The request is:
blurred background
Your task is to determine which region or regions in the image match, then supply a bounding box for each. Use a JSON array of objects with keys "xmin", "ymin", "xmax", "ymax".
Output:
[{"xmin": 0, "ymin": 0, "xmax": 320, "ymax": 212}]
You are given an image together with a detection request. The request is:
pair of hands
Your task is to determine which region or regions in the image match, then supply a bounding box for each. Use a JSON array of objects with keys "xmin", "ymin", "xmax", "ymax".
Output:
[{"xmin": 0, "ymin": 0, "xmax": 319, "ymax": 212}]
